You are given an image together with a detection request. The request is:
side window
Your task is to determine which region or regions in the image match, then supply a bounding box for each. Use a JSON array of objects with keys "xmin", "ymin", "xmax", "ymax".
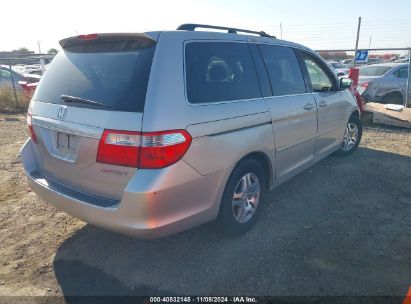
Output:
[
  {"xmin": 303, "ymin": 55, "xmax": 334, "ymax": 92},
  {"xmin": 185, "ymin": 42, "xmax": 261, "ymax": 104},
  {"xmin": 259, "ymin": 45, "xmax": 306, "ymax": 96},
  {"xmin": 394, "ymin": 67, "xmax": 408, "ymax": 79}
]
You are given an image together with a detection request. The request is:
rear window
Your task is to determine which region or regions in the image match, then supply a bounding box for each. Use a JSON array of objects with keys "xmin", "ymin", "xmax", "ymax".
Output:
[
  {"xmin": 185, "ymin": 42, "xmax": 261, "ymax": 104},
  {"xmin": 33, "ymin": 45, "xmax": 155, "ymax": 112},
  {"xmin": 359, "ymin": 65, "xmax": 391, "ymax": 76}
]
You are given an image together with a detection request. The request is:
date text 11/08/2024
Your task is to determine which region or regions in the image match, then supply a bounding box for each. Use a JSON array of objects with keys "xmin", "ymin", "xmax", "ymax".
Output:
[{"xmin": 148, "ymin": 297, "xmax": 257, "ymax": 303}]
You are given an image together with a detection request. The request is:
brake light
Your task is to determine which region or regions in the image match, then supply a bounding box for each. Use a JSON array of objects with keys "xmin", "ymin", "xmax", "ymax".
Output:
[
  {"xmin": 78, "ymin": 34, "xmax": 98, "ymax": 40},
  {"xmin": 139, "ymin": 130, "xmax": 192, "ymax": 169},
  {"xmin": 96, "ymin": 130, "xmax": 192, "ymax": 168},
  {"xmin": 357, "ymin": 82, "xmax": 369, "ymax": 95},
  {"xmin": 97, "ymin": 130, "xmax": 140, "ymax": 167},
  {"xmin": 26, "ymin": 113, "xmax": 38, "ymax": 144}
]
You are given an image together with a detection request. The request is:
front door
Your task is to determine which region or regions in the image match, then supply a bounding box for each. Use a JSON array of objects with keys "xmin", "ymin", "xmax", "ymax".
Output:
[{"xmin": 300, "ymin": 52, "xmax": 348, "ymax": 158}]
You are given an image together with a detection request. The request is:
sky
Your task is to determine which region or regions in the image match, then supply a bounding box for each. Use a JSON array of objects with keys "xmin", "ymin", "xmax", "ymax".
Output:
[{"xmin": 1, "ymin": 0, "xmax": 411, "ymax": 53}]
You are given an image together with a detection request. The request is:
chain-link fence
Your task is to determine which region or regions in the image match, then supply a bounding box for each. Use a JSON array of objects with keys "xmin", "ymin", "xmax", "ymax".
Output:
[
  {"xmin": 0, "ymin": 55, "xmax": 54, "ymax": 112},
  {"xmin": 261, "ymin": 19, "xmax": 411, "ymax": 107},
  {"xmin": 317, "ymin": 48, "xmax": 410, "ymax": 107}
]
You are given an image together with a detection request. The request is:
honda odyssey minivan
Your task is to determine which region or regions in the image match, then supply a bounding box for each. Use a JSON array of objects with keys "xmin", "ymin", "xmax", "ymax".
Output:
[{"xmin": 21, "ymin": 24, "xmax": 361, "ymax": 238}]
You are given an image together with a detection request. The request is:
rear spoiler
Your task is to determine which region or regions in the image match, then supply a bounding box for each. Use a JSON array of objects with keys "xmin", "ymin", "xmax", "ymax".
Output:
[{"xmin": 59, "ymin": 33, "xmax": 156, "ymax": 52}]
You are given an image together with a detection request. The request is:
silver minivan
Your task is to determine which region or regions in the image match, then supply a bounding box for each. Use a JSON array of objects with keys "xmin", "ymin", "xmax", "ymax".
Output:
[{"xmin": 21, "ymin": 24, "xmax": 361, "ymax": 238}]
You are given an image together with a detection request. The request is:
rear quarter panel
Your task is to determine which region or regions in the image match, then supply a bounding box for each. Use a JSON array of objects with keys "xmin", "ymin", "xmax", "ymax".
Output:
[{"xmin": 184, "ymin": 111, "xmax": 274, "ymax": 176}]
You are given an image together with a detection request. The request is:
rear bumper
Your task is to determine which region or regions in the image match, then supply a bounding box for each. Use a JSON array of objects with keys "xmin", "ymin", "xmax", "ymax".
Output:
[{"xmin": 21, "ymin": 139, "xmax": 228, "ymax": 238}]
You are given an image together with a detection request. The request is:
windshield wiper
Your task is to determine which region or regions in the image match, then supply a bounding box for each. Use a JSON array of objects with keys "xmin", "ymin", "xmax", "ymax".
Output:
[{"xmin": 60, "ymin": 95, "xmax": 111, "ymax": 109}]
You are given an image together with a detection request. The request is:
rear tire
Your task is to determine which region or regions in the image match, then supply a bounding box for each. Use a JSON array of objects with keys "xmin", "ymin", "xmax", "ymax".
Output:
[
  {"xmin": 218, "ymin": 159, "xmax": 266, "ymax": 236},
  {"xmin": 335, "ymin": 115, "xmax": 362, "ymax": 157}
]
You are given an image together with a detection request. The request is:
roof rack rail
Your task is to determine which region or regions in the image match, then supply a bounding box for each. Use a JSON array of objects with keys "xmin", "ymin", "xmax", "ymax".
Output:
[{"xmin": 177, "ymin": 24, "xmax": 275, "ymax": 39}]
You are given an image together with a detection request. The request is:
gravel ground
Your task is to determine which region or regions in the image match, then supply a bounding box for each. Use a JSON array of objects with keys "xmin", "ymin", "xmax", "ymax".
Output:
[{"xmin": 0, "ymin": 115, "xmax": 410, "ymax": 301}]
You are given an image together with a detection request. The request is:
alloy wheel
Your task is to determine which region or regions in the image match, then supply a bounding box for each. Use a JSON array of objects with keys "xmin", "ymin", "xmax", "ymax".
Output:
[
  {"xmin": 231, "ymin": 173, "xmax": 261, "ymax": 224},
  {"xmin": 342, "ymin": 122, "xmax": 359, "ymax": 151}
]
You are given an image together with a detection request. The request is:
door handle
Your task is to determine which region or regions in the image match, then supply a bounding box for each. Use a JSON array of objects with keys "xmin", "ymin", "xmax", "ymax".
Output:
[
  {"xmin": 319, "ymin": 100, "xmax": 328, "ymax": 107},
  {"xmin": 303, "ymin": 103, "xmax": 315, "ymax": 110}
]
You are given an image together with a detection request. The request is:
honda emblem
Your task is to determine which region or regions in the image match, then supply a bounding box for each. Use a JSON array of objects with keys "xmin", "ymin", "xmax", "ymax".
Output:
[{"xmin": 57, "ymin": 106, "xmax": 67, "ymax": 120}]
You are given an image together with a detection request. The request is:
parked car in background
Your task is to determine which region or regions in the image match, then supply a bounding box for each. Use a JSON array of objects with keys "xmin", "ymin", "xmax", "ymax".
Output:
[
  {"xmin": 340, "ymin": 59, "xmax": 354, "ymax": 67},
  {"xmin": 20, "ymin": 64, "xmax": 47, "ymax": 76},
  {"xmin": 366, "ymin": 58, "xmax": 383, "ymax": 65},
  {"xmin": 328, "ymin": 61, "xmax": 350, "ymax": 77},
  {"xmin": 340, "ymin": 58, "xmax": 382, "ymax": 67},
  {"xmin": 0, "ymin": 65, "xmax": 40, "ymax": 93},
  {"xmin": 21, "ymin": 25, "xmax": 361, "ymax": 238},
  {"xmin": 13, "ymin": 64, "xmax": 48, "ymax": 74},
  {"xmin": 358, "ymin": 63, "xmax": 408, "ymax": 104},
  {"xmin": 25, "ymin": 69, "xmax": 44, "ymax": 76},
  {"xmin": 394, "ymin": 58, "xmax": 409, "ymax": 63},
  {"xmin": 1, "ymin": 66, "xmax": 40, "ymax": 86}
]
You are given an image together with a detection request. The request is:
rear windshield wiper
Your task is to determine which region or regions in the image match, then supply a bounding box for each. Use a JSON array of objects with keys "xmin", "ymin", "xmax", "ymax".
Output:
[{"xmin": 60, "ymin": 95, "xmax": 111, "ymax": 109}]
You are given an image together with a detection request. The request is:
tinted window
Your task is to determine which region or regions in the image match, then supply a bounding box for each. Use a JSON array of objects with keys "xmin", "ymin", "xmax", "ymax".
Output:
[
  {"xmin": 259, "ymin": 45, "xmax": 306, "ymax": 96},
  {"xmin": 185, "ymin": 42, "xmax": 261, "ymax": 104},
  {"xmin": 33, "ymin": 45, "xmax": 156, "ymax": 112},
  {"xmin": 359, "ymin": 65, "xmax": 391, "ymax": 76},
  {"xmin": 303, "ymin": 56, "xmax": 334, "ymax": 92}
]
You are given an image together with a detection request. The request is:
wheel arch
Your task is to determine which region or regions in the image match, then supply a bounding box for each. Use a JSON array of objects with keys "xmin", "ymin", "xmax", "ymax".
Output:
[
  {"xmin": 351, "ymin": 109, "xmax": 360, "ymax": 119},
  {"xmin": 388, "ymin": 90, "xmax": 404, "ymax": 98},
  {"xmin": 234, "ymin": 151, "xmax": 274, "ymax": 191},
  {"xmin": 380, "ymin": 90, "xmax": 404, "ymax": 102}
]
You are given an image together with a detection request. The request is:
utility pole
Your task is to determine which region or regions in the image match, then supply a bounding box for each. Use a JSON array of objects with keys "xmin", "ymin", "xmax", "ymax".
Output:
[
  {"xmin": 353, "ymin": 17, "xmax": 361, "ymax": 68},
  {"xmin": 368, "ymin": 35, "xmax": 372, "ymax": 49},
  {"xmin": 280, "ymin": 23, "xmax": 283, "ymax": 40},
  {"xmin": 37, "ymin": 41, "xmax": 42, "ymax": 54}
]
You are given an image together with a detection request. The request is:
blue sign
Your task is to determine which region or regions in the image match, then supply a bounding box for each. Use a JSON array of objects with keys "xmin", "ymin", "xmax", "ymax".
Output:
[{"xmin": 355, "ymin": 50, "xmax": 369, "ymax": 63}]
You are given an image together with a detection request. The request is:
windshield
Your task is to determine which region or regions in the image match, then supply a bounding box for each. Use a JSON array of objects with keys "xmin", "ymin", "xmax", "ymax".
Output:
[
  {"xmin": 33, "ymin": 45, "xmax": 155, "ymax": 112},
  {"xmin": 359, "ymin": 65, "xmax": 392, "ymax": 76}
]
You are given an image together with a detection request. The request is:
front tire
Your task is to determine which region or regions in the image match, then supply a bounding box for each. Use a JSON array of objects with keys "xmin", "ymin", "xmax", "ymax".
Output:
[
  {"xmin": 218, "ymin": 159, "xmax": 266, "ymax": 236},
  {"xmin": 335, "ymin": 115, "xmax": 362, "ymax": 156}
]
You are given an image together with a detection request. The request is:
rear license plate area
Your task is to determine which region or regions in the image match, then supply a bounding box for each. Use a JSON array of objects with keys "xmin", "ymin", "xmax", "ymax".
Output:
[{"xmin": 56, "ymin": 132, "xmax": 77, "ymax": 156}]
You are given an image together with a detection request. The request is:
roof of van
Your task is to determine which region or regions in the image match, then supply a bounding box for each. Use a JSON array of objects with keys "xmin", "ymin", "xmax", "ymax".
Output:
[
  {"xmin": 148, "ymin": 30, "xmax": 312, "ymax": 52},
  {"xmin": 59, "ymin": 29, "xmax": 313, "ymax": 54}
]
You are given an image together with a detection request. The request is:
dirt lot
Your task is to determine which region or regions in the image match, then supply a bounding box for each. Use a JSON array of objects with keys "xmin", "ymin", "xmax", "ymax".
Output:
[{"xmin": 0, "ymin": 114, "xmax": 410, "ymax": 301}]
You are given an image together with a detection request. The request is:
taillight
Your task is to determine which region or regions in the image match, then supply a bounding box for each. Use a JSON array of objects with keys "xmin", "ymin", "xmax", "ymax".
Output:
[
  {"xmin": 357, "ymin": 82, "xmax": 369, "ymax": 95},
  {"xmin": 97, "ymin": 130, "xmax": 140, "ymax": 167},
  {"xmin": 26, "ymin": 113, "xmax": 38, "ymax": 144},
  {"xmin": 139, "ymin": 130, "xmax": 192, "ymax": 169},
  {"xmin": 96, "ymin": 129, "xmax": 192, "ymax": 169}
]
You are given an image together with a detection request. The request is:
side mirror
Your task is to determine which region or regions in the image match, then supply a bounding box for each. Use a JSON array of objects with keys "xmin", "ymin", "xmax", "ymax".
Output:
[{"xmin": 340, "ymin": 77, "xmax": 352, "ymax": 89}]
